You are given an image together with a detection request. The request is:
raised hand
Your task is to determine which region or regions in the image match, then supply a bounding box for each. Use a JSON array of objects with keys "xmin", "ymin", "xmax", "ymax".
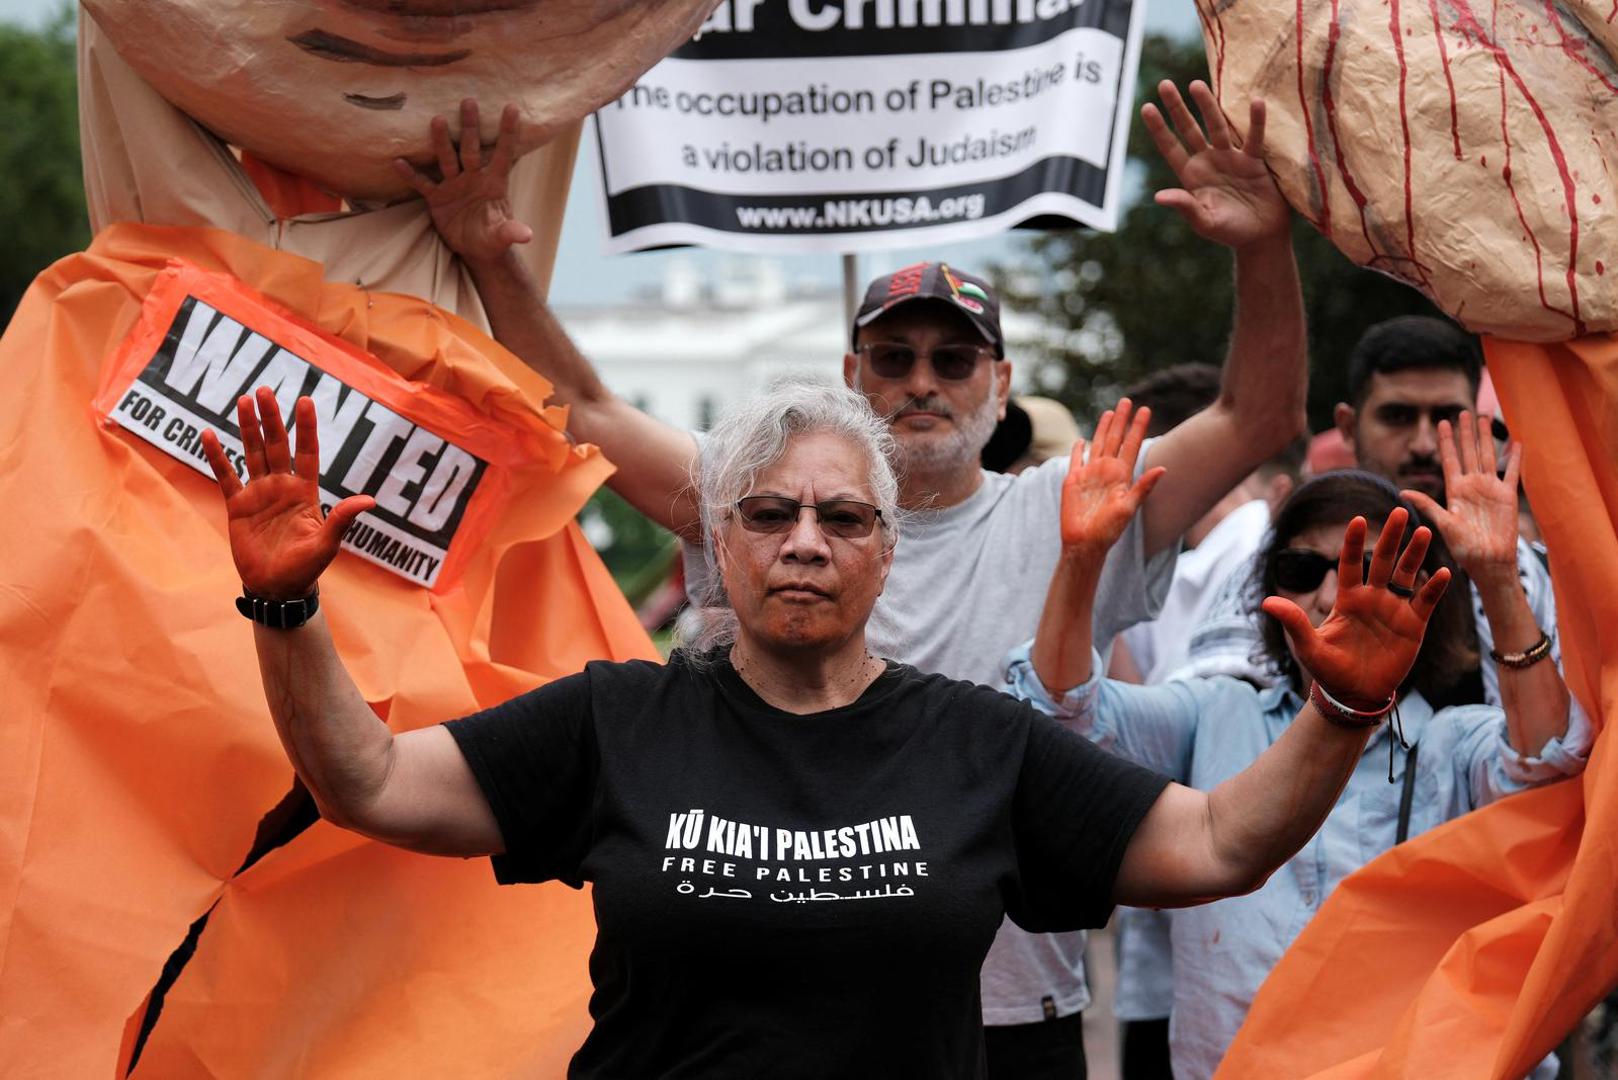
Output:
[
  {"xmin": 1262, "ymin": 509, "xmax": 1451, "ymax": 708},
  {"xmin": 392, "ymin": 99, "xmax": 534, "ymax": 265},
  {"xmin": 1401, "ymin": 412, "xmax": 1521, "ymax": 584},
  {"xmin": 201, "ymin": 387, "xmax": 375, "ymax": 601},
  {"xmin": 1060, "ymin": 398, "xmax": 1167, "ymax": 556},
  {"xmin": 1142, "ymin": 80, "xmax": 1290, "ymax": 250}
]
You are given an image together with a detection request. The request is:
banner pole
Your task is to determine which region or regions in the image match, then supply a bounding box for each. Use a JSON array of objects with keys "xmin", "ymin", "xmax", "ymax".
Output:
[{"xmin": 842, "ymin": 253, "xmax": 860, "ymax": 332}]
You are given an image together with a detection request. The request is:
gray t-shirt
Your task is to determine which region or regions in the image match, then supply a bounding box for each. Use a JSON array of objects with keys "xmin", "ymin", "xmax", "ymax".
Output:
[
  {"xmin": 684, "ymin": 452, "xmax": 1178, "ymax": 1024},
  {"xmin": 862, "ymin": 455, "xmax": 1174, "ymax": 686}
]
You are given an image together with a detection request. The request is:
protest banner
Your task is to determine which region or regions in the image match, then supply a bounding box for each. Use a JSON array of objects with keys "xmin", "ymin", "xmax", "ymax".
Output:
[
  {"xmin": 594, "ymin": 0, "xmax": 1145, "ymax": 253},
  {"xmin": 93, "ymin": 263, "xmax": 513, "ymax": 591}
]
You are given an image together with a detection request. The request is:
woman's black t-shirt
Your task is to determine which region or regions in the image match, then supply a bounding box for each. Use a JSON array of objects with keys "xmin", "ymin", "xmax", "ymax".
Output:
[{"xmin": 445, "ymin": 650, "xmax": 1169, "ymax": 1079}]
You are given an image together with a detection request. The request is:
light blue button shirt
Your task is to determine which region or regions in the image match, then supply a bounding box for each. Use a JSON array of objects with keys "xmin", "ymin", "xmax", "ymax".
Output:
[{"xmin": 1003, "ymin": 645, "xmax": 1591, "ymax": 1080}]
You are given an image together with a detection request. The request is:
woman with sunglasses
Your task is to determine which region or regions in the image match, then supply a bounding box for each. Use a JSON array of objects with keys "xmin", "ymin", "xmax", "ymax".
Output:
[
  {"xmin": 206, "ymin": 380, "xmax": 1455, "ymax": 1079},
  {"xmin": 1008, "ymin": 414, "xmax": 1588, "ymax": 1080}
]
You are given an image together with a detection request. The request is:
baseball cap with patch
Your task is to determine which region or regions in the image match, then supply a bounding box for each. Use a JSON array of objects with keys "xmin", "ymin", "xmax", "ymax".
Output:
[{"xmin": 852, "ymin": 262, "xmax": 1004, "ymax": 358}]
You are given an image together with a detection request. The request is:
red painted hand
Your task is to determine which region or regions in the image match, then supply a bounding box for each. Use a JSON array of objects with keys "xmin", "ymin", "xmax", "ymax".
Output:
[
  {"xmin": 1261, "ymin": 509, "xmax": 1451, "ymax": 709},
  {"xmin": 1060, "ymin": 398, "xmax": 1167, "ymax": 557},
  {"xmin": 393, "ymin": 99, "xmax": 533, "ymax": 265},
  {"xmin": 201, "ymin": 387, "xmax": 376, "ymax": 601}
]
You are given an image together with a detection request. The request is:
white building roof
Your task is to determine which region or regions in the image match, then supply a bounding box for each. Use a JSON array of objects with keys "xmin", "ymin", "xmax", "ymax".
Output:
[{"xmin": 555, "ymin": 256, "xmax": 1050, "ymax": 433}]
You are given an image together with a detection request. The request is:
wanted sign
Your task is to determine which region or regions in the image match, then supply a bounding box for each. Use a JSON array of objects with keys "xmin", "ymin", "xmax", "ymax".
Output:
[
  {"xmin": 95, "ymin": 265, "xmax": 504, "ymax": 589},
  {"xmin": 593, "ymin": 0, "xmax": 1145, "ymax": 253}
]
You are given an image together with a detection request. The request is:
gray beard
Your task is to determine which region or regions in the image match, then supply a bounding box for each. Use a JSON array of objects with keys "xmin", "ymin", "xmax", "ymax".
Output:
[{"xmin": 892, "ymin": 390, "xmax": 1002, "ymax": 481}]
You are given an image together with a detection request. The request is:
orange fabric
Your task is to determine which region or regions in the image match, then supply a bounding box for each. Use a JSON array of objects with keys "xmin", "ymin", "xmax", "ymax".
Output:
[
  {"xmin": 238, "ymin": 152, "xmax": 343, "ymax": 218},
  {"xmin": 1217, "ymin": 336, "xmax": 1618, "ymax": 1079},
  {"xmin": 0, "ymin": 223, "xmax": 657, "ymax": 1077}
]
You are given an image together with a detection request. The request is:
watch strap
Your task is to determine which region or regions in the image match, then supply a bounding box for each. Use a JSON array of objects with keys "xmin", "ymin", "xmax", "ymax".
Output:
[{"xmin": 236, "ymin": 586, "xmax": 320, "ymax": 630}]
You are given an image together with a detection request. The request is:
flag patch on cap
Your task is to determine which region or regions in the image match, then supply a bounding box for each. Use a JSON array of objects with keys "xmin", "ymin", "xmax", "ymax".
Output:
[{"xmin": 943, "ymin": 266, "xmax": 986, "ymax": 313}]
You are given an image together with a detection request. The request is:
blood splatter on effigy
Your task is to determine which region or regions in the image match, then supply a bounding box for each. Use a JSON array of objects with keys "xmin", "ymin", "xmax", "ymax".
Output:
[{"xmin": 1205, "ymin": 0, "xmax": 1618, "ymax": 340}]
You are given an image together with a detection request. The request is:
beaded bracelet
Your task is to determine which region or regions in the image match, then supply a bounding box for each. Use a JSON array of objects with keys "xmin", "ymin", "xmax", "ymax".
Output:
[
  {"xmin": 1489, "ymin": 631, "xmax": 1553, "ymax": 670},
  {"xmin": 1309, "ymin": 681, "xmax": 1394, "ymax": 728}
]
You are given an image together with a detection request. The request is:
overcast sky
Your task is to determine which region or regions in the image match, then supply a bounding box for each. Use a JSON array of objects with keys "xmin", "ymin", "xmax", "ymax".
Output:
[
  {"xmin": 0, "ymin": 0, "xmax": 62, "ymax": 26},
  {"xmin": 8, "ymin": 0, "xmax": 1200, "ymax": 304}
]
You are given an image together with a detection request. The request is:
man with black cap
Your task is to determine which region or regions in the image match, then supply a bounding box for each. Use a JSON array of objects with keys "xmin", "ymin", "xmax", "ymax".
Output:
[{"xmin": 412, "ymin": 81, "xmax": 1309, "ymax": 1079}]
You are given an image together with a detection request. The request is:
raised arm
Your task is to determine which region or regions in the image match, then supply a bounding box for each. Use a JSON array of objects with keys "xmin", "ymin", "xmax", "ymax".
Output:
[
  {"xmin": 394, "ymin": 101, "xmax": 702, "ymax": 540},
  {"xmin": 1402, "ymin": 412, "xmax": 1571, "ymax": 755},
  {"xmin": 1135, "ymin": 81, "xmax": 1309, "ymax": 559},
  {"xmin": 1031, "ymin": 399, "xmax": 1164, "ymax": 693},
  {"xmin": 1014, "ymin": 400, "xmax": 1208, "ymax": 778},
  {"xmin": 1114, "ymin": 510, "xmax": 1452, "ymax": 906},
  {"xmin": 202, "ymin": 388, "xmax": 504, "ymax": 856}
]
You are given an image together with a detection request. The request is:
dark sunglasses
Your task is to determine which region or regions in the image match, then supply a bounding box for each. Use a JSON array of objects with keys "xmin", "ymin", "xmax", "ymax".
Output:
[
  {"xmin": 858, "ymin": 342, "xmax": 993, "ymax": 381},
  {"xmin": 1273, "ymin": 549, "xmax": 1378, "ymax": 593},
  {"xmin": 735, "ymin": 496, "xmax": 883, "ymax": 539}
]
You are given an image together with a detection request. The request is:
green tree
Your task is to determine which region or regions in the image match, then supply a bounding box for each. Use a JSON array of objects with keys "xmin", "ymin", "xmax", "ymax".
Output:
[
  {"xmin": 1005, "ymin": 34, "xmax": 1439, "ymax": 432},
  {"xmin": 579, "ymin": 487, "xmax": 679, "ymax": 603},
  {"xmin": 0, "ymin": 9, "xmax": 87, "ymax": 327}
]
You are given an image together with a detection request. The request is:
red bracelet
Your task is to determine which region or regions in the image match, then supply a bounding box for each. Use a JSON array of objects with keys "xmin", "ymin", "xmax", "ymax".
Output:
[{"xmin": 1309, "ymin": 681, "xmax": 1395, "ymax": 728}]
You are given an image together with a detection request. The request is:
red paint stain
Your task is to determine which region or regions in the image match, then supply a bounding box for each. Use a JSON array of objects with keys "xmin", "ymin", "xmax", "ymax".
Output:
[
  {"xmin": 1449, "ymin": 0, "xmax": 1585, "ymax": 334},
  {"xmin": 1390, "ymin": 0, "xmax": 1428, "ymax": 284},
  {"xmin": 1598, "ymin": 261, "xmax": 1606, "ymax": 275},
  {"xmin": 1426, "ymin": 0, "xmax": 1464, "ymax": 158},
  {"xmin": 1195, "ymin": 1, "xmax": 1217, "ymax": 59},
  {"xmin": 1194, "ymin": 0, "xmax": 1226, "ymax": 98},
  {"xmin": 1596, "ymin": 193, "xmax": 1604, "ymax": 204},
  {"xmin": 1322, "ymin": 0, "xmax": 1377, "ymax": 252},
  {"xmin": 1542, "ymin": 0, "xmax": 1618, "ymax": 95},
  {"xmin": 1198, "ymin": 0, "xmax": 1228, "ymax": 94},
  {"xmin": 1295, "ymin": 0, "xmax": 1333, "ymax": 234}
]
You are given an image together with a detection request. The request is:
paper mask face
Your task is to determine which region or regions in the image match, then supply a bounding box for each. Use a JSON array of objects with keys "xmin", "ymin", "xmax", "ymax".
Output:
[
  {"xmin": 82, "ymin": 0, "xmax": 716, "ymax": 203},
  {"xmin": 1203, "ymin": 0, "xmax": 1618, "ymax": 341}
]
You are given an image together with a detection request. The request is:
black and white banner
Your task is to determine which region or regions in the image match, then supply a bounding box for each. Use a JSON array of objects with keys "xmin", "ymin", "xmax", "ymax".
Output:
[{"xmin": 593, "ymin": 0, "xmax": 1145, "ymax": 253}]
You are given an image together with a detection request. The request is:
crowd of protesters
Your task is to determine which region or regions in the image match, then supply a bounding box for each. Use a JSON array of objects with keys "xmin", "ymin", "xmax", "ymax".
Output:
[
  {"xmin": 966, "ymin": 317, "xmax": 1586, "ymax": 1080},
  {"xmin": 210, "ymin": 80, "xmax": 1592, "ymax": 1078}
]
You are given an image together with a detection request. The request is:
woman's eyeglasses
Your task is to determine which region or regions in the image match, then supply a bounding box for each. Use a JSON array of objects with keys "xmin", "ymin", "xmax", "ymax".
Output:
[
  {"xmin": 1273, "ymin": 549, "xmax": 1378, "ymax": 593},
  {"xmin": 734, "ymin": 496, "xmax": 883, "ymax": 539},
  {"xmin": 858, "ymin": 342, "xmax": 993, "ymax": 381}
]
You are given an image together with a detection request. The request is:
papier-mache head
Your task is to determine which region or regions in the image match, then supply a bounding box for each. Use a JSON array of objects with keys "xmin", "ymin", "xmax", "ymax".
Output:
[
  {"xmin": 81, "ymin": 0, "xmax": 717, "ymax": 202},
  {"xmin": 1205, "ymin": 0, "xmax": 1618, "ymax": 340}
]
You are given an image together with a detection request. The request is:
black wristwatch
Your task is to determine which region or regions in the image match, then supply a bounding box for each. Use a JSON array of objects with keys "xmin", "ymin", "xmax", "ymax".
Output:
[{"xmin": 235, "ymin": 586, "xmax": 320, "ymax": 630}]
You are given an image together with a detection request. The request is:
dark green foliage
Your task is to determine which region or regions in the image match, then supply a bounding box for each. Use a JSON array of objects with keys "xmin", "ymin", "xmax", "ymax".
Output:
[
  {"xmin": 1002, "ymin": 34, "xmax": 1441, "ymax": 432},
  {"xmin": 581, "ymin": 487, "xmax": 679, "ymax": 601},
  {"xmin": 0, "ymin": 9, "xmax": 88, "ymax": 327}
]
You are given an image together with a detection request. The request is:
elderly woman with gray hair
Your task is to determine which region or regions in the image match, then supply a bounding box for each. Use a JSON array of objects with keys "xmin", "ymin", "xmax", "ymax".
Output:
[{"xmin": 204, "ymin": 380, "xmax": 1452, "ymax": 1079}]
